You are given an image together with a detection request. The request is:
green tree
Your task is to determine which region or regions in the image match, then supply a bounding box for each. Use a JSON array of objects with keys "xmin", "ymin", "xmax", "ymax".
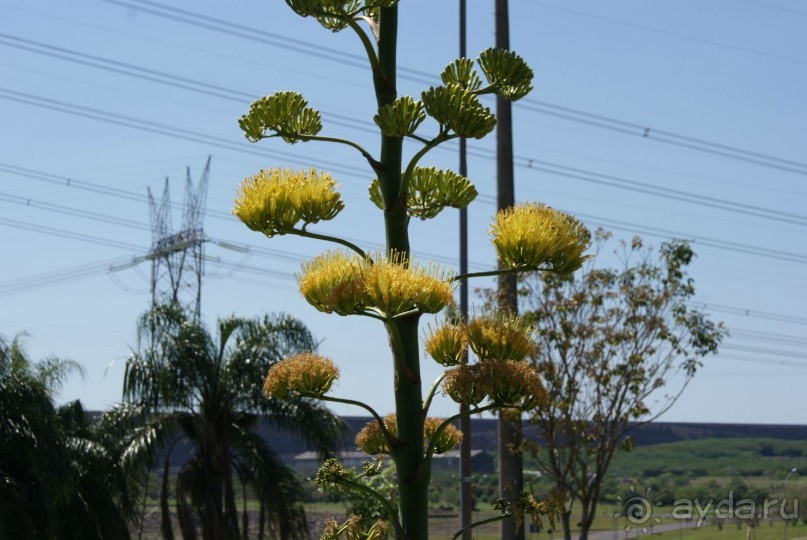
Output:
[
  {"xmin": 519, "ymin": 232, "xmax": 727, "ymax": 540},
  {"xmin": 120, "ymin": 304, "xmax": 346, "ymax": 540},
  {"xmin": 232, "ymin": 2, "xmax": 589, "ymax": 539},
  {"xmin": 0, "ymin": 334, "xmax": 138, "ymax": 539}
]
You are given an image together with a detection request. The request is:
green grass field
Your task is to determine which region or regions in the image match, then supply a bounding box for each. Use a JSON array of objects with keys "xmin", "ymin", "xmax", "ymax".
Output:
[{"xmin": 135, "ymin": 437, "xmax": 807, "ymax": 538}]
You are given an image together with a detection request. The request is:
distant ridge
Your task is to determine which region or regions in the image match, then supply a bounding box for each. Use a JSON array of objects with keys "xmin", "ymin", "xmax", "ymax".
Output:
[
  {"xmin": 109, "ymin": 413, "xmax": 807, "ymax": 469},
  {"xmin": 256, "ymin": 416, "xmax": 807, "ymax": 462}
]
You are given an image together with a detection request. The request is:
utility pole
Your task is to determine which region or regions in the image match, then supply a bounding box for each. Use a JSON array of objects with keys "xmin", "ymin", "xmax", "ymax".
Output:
[
  {"xmin": 495, "ymin": 1, "xmax": 525, "ymax": 539},
  {"xmin": 458, "ymin": 3, "xmax": 473, "ymax": 538}
]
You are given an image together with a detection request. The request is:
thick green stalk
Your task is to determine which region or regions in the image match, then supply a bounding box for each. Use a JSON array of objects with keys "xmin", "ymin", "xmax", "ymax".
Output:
[
  {"xmin": 377, "ymin": 6, "xmax": 428, "ymax": 539},
  {"xmin": 387, "ymin": 317, "xmax": 428, "ymax": 540}
]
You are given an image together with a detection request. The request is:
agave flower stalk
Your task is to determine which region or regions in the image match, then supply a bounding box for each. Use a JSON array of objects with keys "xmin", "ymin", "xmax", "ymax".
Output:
[{"xmin": 235, "ymin": 2, "xmax": 586, "ymax": 538}]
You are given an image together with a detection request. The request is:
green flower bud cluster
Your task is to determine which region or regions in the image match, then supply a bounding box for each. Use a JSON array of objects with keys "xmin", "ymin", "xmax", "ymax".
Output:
[
  {"xmin": 238, "ymin": 91, "xmax": 322, "ymax": 143},
  {"xmin": 285, "ymin": 0, "xmax": 399, "ymax": 32},
  {"xmin": 285, "ymin": 0, "xmax": 359, "ymax": 31},
  {"xmin": 477, "ymin": 48, "xmax": 534, "ymax": 101},
  {"xmin": 369, "ymin": 167, "xmax": 478, "ymax": 219},
  {"xmin": 441, "ymin": 48, "xmax": 534, "ymax": 101},
  {"xmin": 374, "ymin": 96, "xmax": 425, "ymax": 137},
  {"xmin": 315, "ymin": 458, "xmax": 350, "ymax": 486},
  {"xmin": 421, "ymin": 83, "xmax": 497, "ymax": 139},
  {"xmin": 440, "ymin": 57, "xmax": 482, "ymax": 91}
]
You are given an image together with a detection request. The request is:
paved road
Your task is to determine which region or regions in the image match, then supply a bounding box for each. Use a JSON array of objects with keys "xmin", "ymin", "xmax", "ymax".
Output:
[{"xmin": 548, "ymin": 521, "xmax": 807, "ymax": 540}]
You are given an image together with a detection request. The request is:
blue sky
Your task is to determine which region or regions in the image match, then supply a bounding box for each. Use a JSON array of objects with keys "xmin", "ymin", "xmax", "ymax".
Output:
[{"xmin": 1, "ymin": 0, "xmax": 805, "ymax": 424}]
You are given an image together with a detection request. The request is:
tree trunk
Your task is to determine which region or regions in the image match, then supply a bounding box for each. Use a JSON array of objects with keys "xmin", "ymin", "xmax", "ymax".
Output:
[
  {"xmin": 176, "ymin": 469, "xmax": 199, "ymax": 540},
  {"xmin": 160, "ymin": 457, "xmax": 175, "ymax": 540},
  {"xmin": 560, "ymin": 510, "xmax": 572, "ymax": 540},
  {"xmin": 223, "ymin": 465, "xmax": 240, "ymax": 539},
  {"xmin": 257, "ymin": 501, "xmax": 265, "ymax": 540},
  {"xmin": 139, "ymin": 467, "xmax": 151, "ymax": 540},
  {"xmin": 579, "ymin": 497, "xmax": 597, "ymax": 540}
]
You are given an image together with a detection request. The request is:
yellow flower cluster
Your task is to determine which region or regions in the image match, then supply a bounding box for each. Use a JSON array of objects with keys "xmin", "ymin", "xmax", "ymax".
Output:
[
  {"xmin": 297, "ymin": 250, "xmax": 455, "ymax": 317},
  {"xmin": 442, "ymin": 360, "xmax": 547, "ymax": 408},
  {"xmin": 233, "ymin": 168, "xmax": 344, "ymax": 237},
  {"xmin": 490, "ymin": 203, "xmax": 590, "ymax": 275},
  {"xmin": 485, "ymin": 360, "xmax": 547, "ymax": 408},
  {"xmin": 424, "ymin": 321, "xmax": 467, "ymax": 366},
  {"xmin": 467, "ymin": 313, "xmax": 534, "ymax": 362},
  {"xmin": 364, "ymin": 252, "xmax": 454, "ymax": 316},
  {"xmin": 423, "ymin": 417, "xmax": 463, "ymax": 454},
  {"xmin": 355, "ymin": 414, "xmax": 462, "ymax": 455},
  {"xmin": 442, "ymin": 363, "xmax": 488, "ymax": 406},
  {"xmin": 354, "ymin": 414, "xmax": 396, "ymax": 455},
  {"xmin": 321, "ymin": 516, "xmax": 388, "ymax": 540},
  {"xmin": 263, "ymin": 352, "xmax": 339, "ymax": 400},
  {"xmin": 298, "ymin": 251, "xmax": 368, "ymax": 316}
]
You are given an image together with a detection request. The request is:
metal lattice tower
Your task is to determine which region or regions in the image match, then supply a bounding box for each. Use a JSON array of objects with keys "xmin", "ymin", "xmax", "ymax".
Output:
[{"xmin": 146, "ymin": 157, "xmax": 210, "ymax": 318}]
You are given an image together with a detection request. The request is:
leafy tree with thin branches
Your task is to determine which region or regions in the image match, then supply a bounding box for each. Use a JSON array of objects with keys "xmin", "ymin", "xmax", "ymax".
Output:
[{"xmin": 518, "ymin": 232, "xmax": 726, "ymax": 540}]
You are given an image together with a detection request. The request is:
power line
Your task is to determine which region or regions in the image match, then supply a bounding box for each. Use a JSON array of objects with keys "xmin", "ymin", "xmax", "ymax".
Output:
[
  {"xmin": 95, "ymin": 0, "xmax": 807, "ymax": 176},
  {"xmin": 0, "ymin": 216, "xmax": 144, "ymax": 251},
  {"xmin": 5, "ymin": 187, "xmax": 807, "ymax": 346},
  {"xmin": 475, "ymin": 194, "xmax": 807, "ymax": 265},
  {"xmin": 0, "ymin": 87, "xmax": 369, "ymax": 180},
  {"xmin": 514, "ymin": 100, "xmax": 807, "ymax": 176},
  {"xmin": 0, "ymin": 252, "xmax": 294, "ymax": 297},
  {"xmin": 6, "ymin": 162, "xmax": 807, "ymax": 269},
  {"xmin": 0, "ymin": 191, "xmax": 150, "ymax": 231},
  {"xmin": 690, "ymin": 301, "xmax": 807, "ymax": 326},
  {"xmin": 0, "ymin": 173, "xmax": 490, "ymax": 270},
  {"xmin": 5, "ymin": 79, "xmax": 805, "ymax": 236},
  {"xmin": 5, "ymin": 174, "xmax": 807, "ymax": 336},
  {"xmin": 3, "ymin": 35, "xmax": 804, "ymax": 228},
  {"xmin": 716, "ymin": 354, "xmax": 807, "ymax": 369},
  {"xmin": 475, "ymin": 152, "xmax": 807, "ymax": 228},
  {"xmin": 729, "ymin": 328, "xmax": 807, "ymax": 347},
  {"xmin": 720, "ymin": 343, "xmax": 807, "ymax": 361},
  {"xmin": 0, "ymin": 33, "xmax": 372, "ymax": 136},
  {"xmin": 561, "ymin": 211, "xmax": 807, "ymax": 266},
  {"xmin": 0, "ymin": 256, "xmax": 133, "ymax": 296},
  {"xmin": 100, "ymin": 0, "xmax": 433, "ymax": 84},
  {"xmin": 737, "ymin": 0, "xmax": 807, "ymax": 18},
  {"xmin": 516, "ymin": 0, "xmax": 807, "ymax": 69}
]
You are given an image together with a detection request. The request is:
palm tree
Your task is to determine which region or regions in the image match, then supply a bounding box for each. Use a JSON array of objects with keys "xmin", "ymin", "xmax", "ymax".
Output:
[
  {"xmin": 121, "ymin": 304, "xmax": 346, "ymax": 540},
  {"xmin": 0, "ymin": 334, "xmax": 139, "ymax": 539}
]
